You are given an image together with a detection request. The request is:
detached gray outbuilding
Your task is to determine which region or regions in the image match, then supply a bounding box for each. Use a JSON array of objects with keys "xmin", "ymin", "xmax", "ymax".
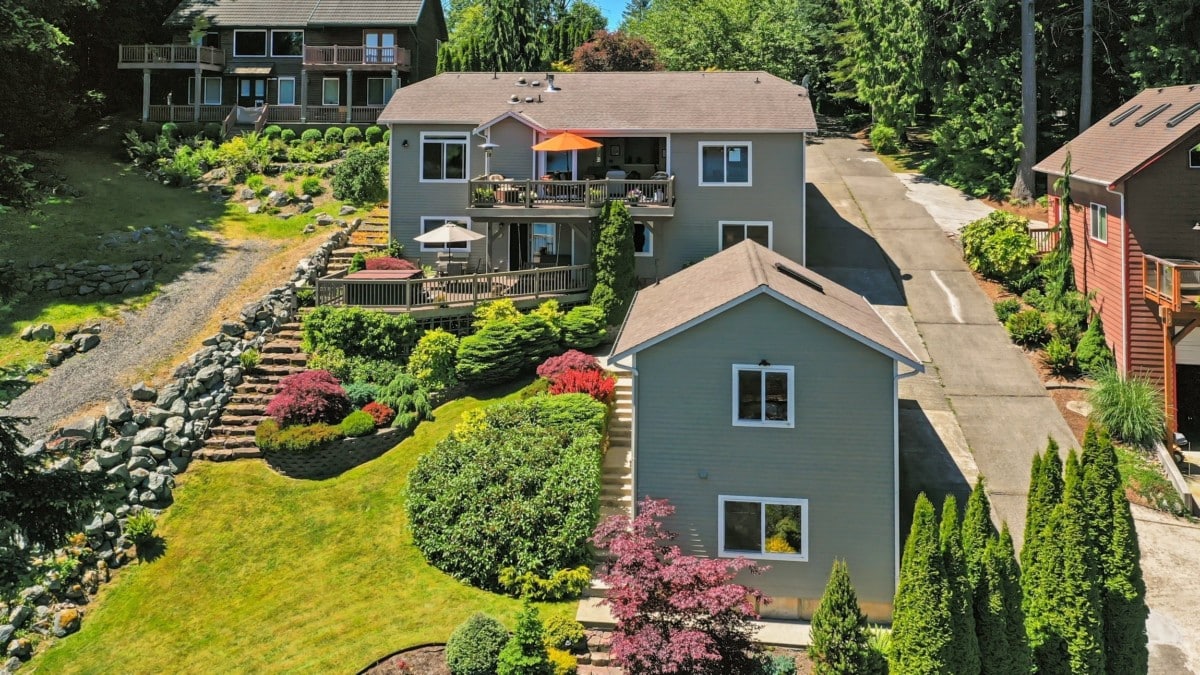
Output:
[{"xmin": 608, "ymin": 240, "xmax": 922, "ymax": 621}]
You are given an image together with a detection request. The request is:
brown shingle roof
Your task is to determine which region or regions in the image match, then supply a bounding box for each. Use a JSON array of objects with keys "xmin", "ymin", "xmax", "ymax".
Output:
[
  {"xmin": 610, "ymin": 240, "xmax": 922, "ymax": 369},
  {"xmin": 378, "ymin": 71, "xmax": 818, "ymax": 132},
  {"xmin": 1034, "ymin": 85, "xmax": 1200, "ymax": 185},
  {"xmin": 165, "ymin": 0, "xmax": 426, "ymax": 27}
]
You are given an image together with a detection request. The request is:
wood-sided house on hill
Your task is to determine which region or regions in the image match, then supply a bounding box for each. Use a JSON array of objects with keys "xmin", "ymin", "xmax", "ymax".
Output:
[
  {"xmin": 607, "ymin": 240, "xmax": 923, "ymax": 621},
  {"xmin": 118, "ymin": 0, "xmax": 446, "ymax": 126},
  {"xmin": 377, "ymin": 71, "xmax": 817, "ymax": 281},
  {"xmin": 1035, "ymin": 85, "xmax": 1200, "ymax": 444}
]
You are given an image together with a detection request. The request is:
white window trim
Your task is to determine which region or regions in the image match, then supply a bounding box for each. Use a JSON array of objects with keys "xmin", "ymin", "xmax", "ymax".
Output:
[
  {"xmin": 731, "ymin": 363, "xmax": 795, "ymax": 428},
  {"xmin": 718, "ymin": 221, "xmax": 773, "ymax": 251},
  {"xmin": 717, "ymin": 495, "xmax": 809, "ymax": 562},
  {"xmin": 698, "ymin": 141, "xmax": 752, "ymax": 186},
  {"xmin": 276, "ymin": 77, "xmax": 296, "ymax": 106},
  {"xmin": 419, "ymin": 131, "xmax": 470, "ymax": 184},
  {"xmin": 420, "ymin": 216, "xmax": 474, "ymax": 253},
  {"xmin": 269, "ymin": 29, "xmax": 304, "ymax": 58},
  {"xmin": 366, "ymin": 77, "xmax": 395, "ymax": 107},
  {"xmin": 634, "ymin": 222, "xmax": 654, "ymax": 257},
  {"xmin": 321, "ymin": 77, "xmax": 340, "ymax": 106},
  {"xmin": 187, "ymin": 77, "xmax": 222, "ymax": 105},
  {"xmin": 1189, "ymin": 145, "xmax": 1200, "ymax": 169},
  {"xmin": 1089, "ymin": 202, "xmax": 1108, "ymax": 243},
  {"xmin": 232, "ymin": 29, "xmax": 268, "ymax": 58}
]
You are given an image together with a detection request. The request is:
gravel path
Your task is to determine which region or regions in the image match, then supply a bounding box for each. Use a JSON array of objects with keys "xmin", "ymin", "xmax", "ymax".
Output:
[{"xmin": 7, "ymin": 238, "xmax": 277, "ymax": 438}]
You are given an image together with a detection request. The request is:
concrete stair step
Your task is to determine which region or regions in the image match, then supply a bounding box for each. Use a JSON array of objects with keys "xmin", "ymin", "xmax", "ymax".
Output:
[{"xmin": 600, "ymin": 495, "xmax": 632, "ymax": 508}]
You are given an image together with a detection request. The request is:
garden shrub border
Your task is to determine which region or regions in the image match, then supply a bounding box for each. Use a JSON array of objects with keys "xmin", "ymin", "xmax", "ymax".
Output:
[{"xmin": 260, "ymin": 427, "xmax": 403, "ymax": 479}]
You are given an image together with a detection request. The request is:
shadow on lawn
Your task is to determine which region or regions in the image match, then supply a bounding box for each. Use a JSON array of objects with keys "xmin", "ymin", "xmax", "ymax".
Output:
[{"xmin": 134, "ymin": 535, "xmax": 168, "ymax": 563}]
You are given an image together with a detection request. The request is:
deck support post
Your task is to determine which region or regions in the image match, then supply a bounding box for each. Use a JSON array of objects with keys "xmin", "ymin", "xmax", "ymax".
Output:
[
  {"xmin": 193, "ymin": 65, "xmax": 201, "ymax": 122},
  {"xmin": 300, "ymin": 70, "xmax": 308, "ymax": 123},
  {"xmin": 142, "ymin": 69, "xmax": 151, "ymax": 122},
  {"xmin": 345, "ymin": 68, "xmax": 354, "ymax": 123},
  {"xmin": 1164, "ymin": 307, "xmax": 1178, "ymax": 442},
  {"xmin": 390, "ymin": 68, "xmax": 399, "ymax": 95}
]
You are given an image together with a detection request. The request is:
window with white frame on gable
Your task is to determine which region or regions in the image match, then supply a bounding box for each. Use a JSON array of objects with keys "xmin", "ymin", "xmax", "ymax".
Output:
[
  {"xmin": 699, "ymin": 142, "xmax": 751, "ymax": 185},
  {"xmin": 719, "ymin": 496, "xmax": 808, "ymax": 561},
  {"xmin": 421, "ymin": 133, "xmax": 468, "ymax": 182},
  {"xmin": 732, "ymin": 364, "xmax": 794, "ymax": 427}
]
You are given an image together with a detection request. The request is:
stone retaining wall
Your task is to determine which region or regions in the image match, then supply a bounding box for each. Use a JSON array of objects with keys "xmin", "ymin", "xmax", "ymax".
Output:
[
  {"xmin": 0, "ymin": 222, "xmax": 356, "ymax": 669},
  {"xmin": 0, "ymin": 260, "xmax": 155, "ymax": 299},
  {"xmin": 262, "ymin": 428, "xmax": 404, "ymax": 480}
]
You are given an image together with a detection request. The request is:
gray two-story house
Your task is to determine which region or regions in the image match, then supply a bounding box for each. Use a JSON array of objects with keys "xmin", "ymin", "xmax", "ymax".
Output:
[
  {"xmin": 377, "ymin": 71, "xmax": 817, "ymax": 280},
  {"xmin": 118, "ymin": 0, "xmax": 446, "ymax": 126},
  {"xmin": 608, "ymin": 240, "xmax": 923, "ymax": 622}
]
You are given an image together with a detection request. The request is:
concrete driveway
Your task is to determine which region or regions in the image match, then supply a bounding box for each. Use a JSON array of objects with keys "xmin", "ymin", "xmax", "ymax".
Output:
[{"xmin": 804, "ymin": 135, "xmax": 1199, "ymax": 673}]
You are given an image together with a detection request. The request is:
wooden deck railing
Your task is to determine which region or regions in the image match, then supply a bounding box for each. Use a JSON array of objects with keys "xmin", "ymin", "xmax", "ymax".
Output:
[
  {"xmin": 303, "ymin": 46, "xmax": 412, "ymax": 68},
  {"xmin": 468, "ymin": 176, "xmax": 675, "ymax": 209},
  {"xmin": 306, "ymin": 106, "xmax": 345, "ymax": 123},
  {"xmin": 119, "ymin": 44, "xmax": 225, "ymax": 68},
  {"xmin": 148, "ymin": 105, "xmax": 232, "ymax": 123},
  {"xmin": 268, "ymin": 106, "xmax": 302, "ymax": 123},
  {"xmin": 350, "ymin": 107, "xmax": 384, "ymax": 123},
  {"xmin": 315, "ymin": 265, "xmax": 594, "ymax": 311},
  {"xmin": 1144, "ymin": 254, "xmax": 1200, "ymax": 312},
  {"xmin": 253, "ymin": 105, "xmax": 270, "ymax": 133},
  {"xmin": 1027, "ymin": 222, "xmax": 1061, "ymax": 254},
  {"xmin": 222, "ymin": 106, "xmax": 237, "ymax": 138}
]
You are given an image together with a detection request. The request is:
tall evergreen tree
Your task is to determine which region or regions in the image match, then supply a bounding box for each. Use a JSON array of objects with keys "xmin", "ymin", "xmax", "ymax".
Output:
[
  {"xmin": 994, "ymin": 525, "xmax": 1033, "ymax": 675},
  {"xmin": 939, "ymin": 495, "xmax": 981, "ymax": 674},
  {"xmin": 488, "ymin": 0, "xmax": 542, "ymax": 71},
  {"xmin": 961, "ymin": 477, "xmax": 995, "ymax": 580},
  {"xmin": 1023, "ymin": 444, "xmax": 1068, "ymax": 674},
  {"xmin": 1022, "ymin": 440, "xmax": 1063, "ymax": 571},
  {"xmin": 589, "ymin": 200, "xmax": 636, "ymax": 325},
  {"xmin": 808, "ymin": 559, "xmax": 873, "ymax": 674},
  {"xmin": 496, "ymin": 601, "xmax": 552, "ymax": 675},
  {"xmin": 1102, "ymin": 488, "xmax": 1149, "ymax": 674},
  {"xmin": 838, "ymin": 0, "xmax": 928, "ymax": 131},
  {"xmin": 891, "ymin": 493, "xmax": 953, "ymax": 674}
]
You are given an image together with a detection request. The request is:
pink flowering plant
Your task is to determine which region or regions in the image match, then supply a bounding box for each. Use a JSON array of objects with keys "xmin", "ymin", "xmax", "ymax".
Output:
[
  {"xmin": 535, "ymin": 349, "xmax": 601, "ymax": 384},
  {"xmin": 590, "ymin": 497, "xmax": 768, "ymax": 674}
]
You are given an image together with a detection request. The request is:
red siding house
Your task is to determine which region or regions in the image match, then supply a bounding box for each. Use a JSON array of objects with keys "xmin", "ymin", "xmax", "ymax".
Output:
[{"xmin": 1035, "ymin": 85, "xmax": 1200, "ymax": 443}]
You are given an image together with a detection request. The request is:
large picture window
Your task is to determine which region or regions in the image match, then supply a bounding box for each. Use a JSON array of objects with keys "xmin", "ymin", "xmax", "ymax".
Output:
[
  {"xmin": 720, "ymin": 221, "xmax": 772, "ymax": 250},
  {"xmin": 718, "ymin": 496, "xmax": 808, "ymax": 561},
  {"xmin": 420, "ymin": 217, "xmax": 474, "ymax": 253},
  {"xmin": 732, "ymin": 364, "xmax": 793, "ymax": 427},
  {"xmin": 421, "ymin": 133, "xmax": 468, "ymax": 182},
  {"xmin": 366, "ymin": 78, "xmax": 397, "ymax": 106},
  {"xmin": 1089, "ymin": 203, "xmax": 1108, "ymax": 243},
  {"xmin": 233, "ymin": 30, "xmax": 267, "ymax": 57},
  {"xmin": 186, "ymin": 77, "xmax": 223, "ymax": 105},
  {"xmin": 271, "ymin": 30, "xmax": 303, "ymax": 57},
  {"xmin": 699, "ymin": 142, "xmax": 751, "ymax": 185}
]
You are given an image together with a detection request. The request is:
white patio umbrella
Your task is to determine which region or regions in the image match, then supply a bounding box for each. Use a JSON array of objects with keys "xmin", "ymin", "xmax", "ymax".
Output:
[{"xmin": 414, "ymin": 221, "xmax": 487, "ymax": 269}]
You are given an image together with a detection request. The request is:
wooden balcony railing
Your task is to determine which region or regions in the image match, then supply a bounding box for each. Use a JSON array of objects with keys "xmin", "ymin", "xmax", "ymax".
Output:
[
  {"xmin": 148, "ymin": 104, "xmax": 232, "ymax": 122},
  {"xmin": 119, "ymin": 44, "xmax": 225, "ymax": 68},
  {"xmin": 306, "ymin": 106, "xmax": 345, "ymax": 123},
  {"xmin": 315, "ymin": 265, "xmax": 595, "ymax": 311},
  {"xmin": 1144, "ymin": 254, "xmax": 1200, "ymax": 312},
  {"xmin": 267, "ymin": 106, "xmax": 302, "ymax": 123},
  {"xmin": 468, "ymin": 176, "xmax": 675, "ymax": 209},
  {"xmin": 350, "ymin": 106, "xmax": 384, "ymax": 123},
  {"xmin": 303, "ymin": 45, "xmax": 412, "ymax": 68},
  {"xmin": 1027, "ymin": 222, "xmax": 1061, "ymax": 254}
]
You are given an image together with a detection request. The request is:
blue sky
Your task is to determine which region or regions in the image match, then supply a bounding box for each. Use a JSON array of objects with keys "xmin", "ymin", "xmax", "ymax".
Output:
[{"xmin": 594, "ymin": 0, "xmax": 624, "ymax": 28}]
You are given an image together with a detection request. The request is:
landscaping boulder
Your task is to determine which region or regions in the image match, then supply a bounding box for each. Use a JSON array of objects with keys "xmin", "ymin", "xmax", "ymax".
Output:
[
  {"xmin": 44, "ymin": 342, "xmax": 74, "ymax": 366},
  {"xmin": 55, "ymin": 417, "xmax": 96, "ymax": 441},
  {"xmin": 315, "ymin": 213, "xmax": 334, "ymax": 226},
  {"xmin": 338, "ymin": 205, "xmax": 356, "ymax": 216},
  {"xmin": 105, "ymin": 397, "xmax": 133, "ymax": 424},
  {"xmin": 219, "ymin": 320, "xmax": 245, "ymax": 337},
  {"xmin": 240, "ymin": 188, "xmax": 255, "ymax": 201},
  {"xmin": 7, "ymin": 606, "xmax": 29, "ymax": 629},
  {"xmin": 20, "ymin": 323, "xmax": 55, "ymax": 341},
  {"xmin": 125, "ymin": 279, "xmax": 153, "ymax": 294},
  {"xmin": 297, "ymin": 202, "xmax": 314, "ymax": 214},
  {"xmin": 155, "ymin": 382, "xmax": 183, "ymax": 408},
  {"xmin": 52, "ymin": 608, "xmax": 80, "ymax": 637},
  {"xmin": 94, "ymin": 450, "xmax": 124, "ymax": 469},
  {"xmin": 133, "ymin": 427, "xmax": 165, "ymax": 446},
  {"xmin": 6, "ymin": 638, "xmax": 30, "ymax": 659},
  {"xmin": 72, "ymin": 332, "xmax": 100, "ymax": 353},
  {"xmin": 0, "ymin": 626, "xmax": 11, "ymax": 648},
  {"xmin": 131, "ymin": 382, "xmax": 156, "ymax": 401},
  {"xmin": 303, "ymin": 224, "xmax": 316, "ymax": 234},
  {"xmin": 267, "ymin": 190, "xmax": 289, "ymax": 207},
  {"xmin": 246, "ymin": 201, "xmax": 263, "ymax": 214}
]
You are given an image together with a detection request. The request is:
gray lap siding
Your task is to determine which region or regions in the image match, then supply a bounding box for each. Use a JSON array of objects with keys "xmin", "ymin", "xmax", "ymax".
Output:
[{"xmin": 632, "ymin": 294, "xmax": 896, "ymax": 607}]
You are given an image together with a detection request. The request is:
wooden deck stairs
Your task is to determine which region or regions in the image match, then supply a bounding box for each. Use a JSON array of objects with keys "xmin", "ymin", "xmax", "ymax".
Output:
[
  {"xmin": 348, "ymin": 202, "xmax": 390, "ymax": 248},
  {"xmin": 194, "ymin": 321, "xmax": 309, "ymax": 461},
  {"xmin": 600, "ymin": 375, "xmax": 634, "ymax": 520}
]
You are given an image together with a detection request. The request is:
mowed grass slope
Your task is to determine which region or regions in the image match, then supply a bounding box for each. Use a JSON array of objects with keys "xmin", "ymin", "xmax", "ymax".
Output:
[{"xmin": 31, "ymin": 383, "xmax": 573, "ymax": 674}]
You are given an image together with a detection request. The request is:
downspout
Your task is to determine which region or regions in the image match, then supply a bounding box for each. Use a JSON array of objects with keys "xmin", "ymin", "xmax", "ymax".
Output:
[
  {"xmin": 894, "ymin": 364, "xmax": 921, "ymax": 591},
  {"xmin": 1106, "ymin": 183, "xmax": 1128, "ymax": 374},
  {"xmin": 801, "ymin": 131, "xmax": 808, "ymax": 266}
]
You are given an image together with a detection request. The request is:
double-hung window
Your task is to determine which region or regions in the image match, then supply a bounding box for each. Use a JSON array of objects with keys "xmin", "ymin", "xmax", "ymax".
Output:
[
  {"xmin": 366, "ymin": 78, "xmax": 397, "ymax": 106},
  {"xmin": 187, "ymin": 77, "xmax": 223, "ymax": 105},
  {"xmin": 270, "ymin": 30, "xmax": 303, "ymax": 57},
  {"xmin": 420, "ymin": 217, "xmax": 473, "ymax": 252},
  {"xmin": 699, "ymin": 142, "xmax": 751, "ymax": 185},
  {"xmin": 732, "ymin": 364, "xmax": 794, "ymax": 427},
  {"xmin": 322, "ymin": 78, "xmax": 340, "ymax": 106},
  {"xmin": 1089, "ymin": 203, "xmax": 1108, "ymax": 242},
  {"xmin": 720, "ymin": 221, "xmax": 772, "ymax": 250},
  {"xmin": 277, "ymin": 77, "xmax": 296, "ymax": 106},
  {"xmin": 421, "ymin": 133, "xmax": 468, "ymax": 182},
  {"xmin": 233, "ymin": 30, "xmax": 267, "ymax": 57},
  {"xmin": 719, "ymin": 496, "xmax": 808, "ymax": 561}
]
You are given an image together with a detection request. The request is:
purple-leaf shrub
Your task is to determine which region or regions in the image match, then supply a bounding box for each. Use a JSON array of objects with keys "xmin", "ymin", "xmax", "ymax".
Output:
[
  {"xmin": 535, "ymin": 349, "xmax": 600, "ymax": 384},
  {"xmin": 590, "ymin": 497, "xmax": 768, "ymax": 674},
  {"xmin": 364, "ymin": 256, "xmax": 418, "ymax": 271},
  {"xmin": 265, "ymin": 369, "xmax": 351, "ymax": 426}
]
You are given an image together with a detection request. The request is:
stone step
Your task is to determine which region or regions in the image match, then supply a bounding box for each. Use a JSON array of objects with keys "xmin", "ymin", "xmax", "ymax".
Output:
[
  {"xmin": 201, "ymin": 435, "xmax": 257, "ymax": 451},
  {"xmin": 259, "ymin": 354, "xmax": 309, "ymax": 366},
  {"xmin": 222, "ymin": 403, "xmax": 264, "ymax": 417},
  {"xmin": 262, "ymin": 340, "xmax": 303, "ymax": 354},
  {"xmin": 233, "ymin": 383, "xmax": 280, "ymax": 396},
  {"xmin": 194, "ymin": 445, "xmax": 263, "ymax": 461},
  {"xmin": 208, "ymin": 425, "xmax": 256, "ymax": 437},
  {"xmin": 219, "ymin": 415, "xmax": 265, "ymax": 427}
]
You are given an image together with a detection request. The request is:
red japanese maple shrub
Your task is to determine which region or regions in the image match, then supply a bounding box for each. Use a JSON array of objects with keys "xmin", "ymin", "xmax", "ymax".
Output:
[
  {"xmin": 362, "ymin": 401, "xmax": 395, "ymax": 427},
  {"xmin": 535, "ymin": 349, "xmax": 601, "ymax": 384},
  {"xmin": 548, "ymin": 367, "xmax": 615, "ymax": 403},
  {"xmin": 364, "ymin": 256, "xmax": 418, "ymax": 271},
  {"xmin": 591, "ymin": 497, "xmax": 767, "ymax": 675},
  {"xmin": 265, "ymin": 369, "xmax": 351, "ymax": 426}
]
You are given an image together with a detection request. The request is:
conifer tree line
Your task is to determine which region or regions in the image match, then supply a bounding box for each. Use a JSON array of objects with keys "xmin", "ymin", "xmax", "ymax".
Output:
[
  {"xmin": 809, "ymin": 423, "xmax": 1148, "ymax": 674},
  {"xmin": 437, "ymin": 0, "xmax": 607, "ymax": 72}
]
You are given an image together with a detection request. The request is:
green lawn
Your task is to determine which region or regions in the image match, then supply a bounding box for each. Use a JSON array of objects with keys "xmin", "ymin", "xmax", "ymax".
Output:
[
  {"xmin": 0, "ymin": 146, "xmax": 346, "ymax": 372},
  {"xmin": 30, "ymin": 381, "xmax": 573, "ymax": 674}
]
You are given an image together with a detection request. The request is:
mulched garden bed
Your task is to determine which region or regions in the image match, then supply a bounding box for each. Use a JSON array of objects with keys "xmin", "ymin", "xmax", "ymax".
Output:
[{"xmin": 361, "ymin": 644, "xmax": 448, "ymax": 675}]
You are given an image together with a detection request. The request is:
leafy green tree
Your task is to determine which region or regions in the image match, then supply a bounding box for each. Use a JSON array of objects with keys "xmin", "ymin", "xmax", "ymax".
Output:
[
  {"xmin": 838, "ymin": 0, "xmax": 928, "ymax": 131},
  {"xmin": 497, "ymin": 601, "xmax": 553, "ymax": 675},
  {"xmin": 590, "ymin": 200, "xmax": 636, "ymax": 325},
  {"xmin": 571, "ymin": 30, "xmax": 661, "ymax": 71},
  {"xmin": 939, "ymin": 496, "xmax": 980, "ymax": 674},
  {"xmin": 891, "ymin": 493, "xmax": 953, "ymax": 674},
  {"xmin": 808, "ymin": 559, "xmax": 873, "ymax": 674}
]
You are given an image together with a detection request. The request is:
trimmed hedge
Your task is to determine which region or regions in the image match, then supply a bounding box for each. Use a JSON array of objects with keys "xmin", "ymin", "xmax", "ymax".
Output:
[
  {"xmin": 407, "ymin": 395, "xmax": 604, "ymax": 590},
  {"xmin": 255, "ymin": 418, "xmax": 344, "ymax": 453},
  {"xmin": 301, "ymin": 305, "xmax": 418, "ymax": 362}
]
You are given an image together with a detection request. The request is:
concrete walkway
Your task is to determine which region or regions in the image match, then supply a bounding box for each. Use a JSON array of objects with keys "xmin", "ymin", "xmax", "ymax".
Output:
[{"xmin": 806, "ymin": 136, "xmax": 1197, "ymax": 673}]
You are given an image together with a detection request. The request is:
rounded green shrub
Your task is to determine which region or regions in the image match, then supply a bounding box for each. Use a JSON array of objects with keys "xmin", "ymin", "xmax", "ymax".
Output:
[
  {"xmin": 324, "ymin": 126, "xmax": 344, "ymax": 144},
  {"xmin": 332, "ymin": 144, "xmax": 387, "ymax": 204},
  {"xmin": 407, "ymin": 328, "xmax": 460, "ymax": 391},
  {"xmin": 1075, "ymin": 317, "xmax": 1114, "ymax": 374},
  {"xmin": 383, "ymin": 129, "xmax": 391, "ymax": 143},
  {"xmin": 1006, "ymin": 309, "xmax": 1048, "ymax": 346},
  {"xmin": 1043, "ymin": 336, "xmax": 1075, "ymax": 376},
  {"xmin": 961, "ymin": 211, "xmax": 1037, "ymax": 283},
  {"xmin": 1022, "ymin": 287, "xmax": 1046, "ymax": 311},
  {"xmin": 342, "ymin": 126, "xmax": 363, "ymax": 144},
  {"xmin": 161, "ymin": 122, "xmax": 179, "ymax": 139},
  {"xmin": 124, "ymin": 511, "xmax": 156, "ymax": 546},
  {"xmin": 340, "ymin": 410, "xmax": 377, "ymax": 437},
  {"xmin": 365, "ymin": 125, "xmax": 383, "ymax": 145},
  {"xmin": 344, "ymin": 381, "xmax": 381, "ymax": 407},
  {"xmin": 301, "ymin": 128, "xmax": 323, "ymax": 143},
  {"xmin": 301, "ymin": 305, "xmax": 419, "ymax": 362},
  {"xmin": 262, "ymin": 124, "xmax": 283, "ymax": 140},
  {"xmin": 446, "ymin": 613, "xmax": 509, "ymax": 675},
  {"xmin": 1046, "ymin": 309, "xmax": 1082, "ymax": 346},
  {"xmin": 456, "ymin": 320, "xmax": 527, "ymax": 386},
  {"xmin": 281, "ymin": 128, "xmax": 297, "ymax": 143},
  {"xmin": 301, "ymin": 175, "xmax": 323, "ymax": 196},
  {"xmin": 561, "ymin": 305, "xmax": 607, "ymax": 350},
  {"xmin": 203, "ymin": 122, "xmax": 223, "ymax": 141},
  {"xmin": 869, "ymin": 123, "xmax": 900, "ymax": 154},
  {"xmin": 542, "ymin": 617, "xmax": 586, "ymax": 653},
  {"xmin": 348, "ymin": 252, "xmax": 366, "ymax": 274},
  {"xmin": 239, "ymin": 348, "xmax": 260, "ymax": 372},
  {"xmin": 993, "ymin": 298, "xmax": 1022, "ymax": 323},
  {"xmin": 246, "ymin": 174, "xmax": 265, "ymax": 191},
  {"xmin": 547, "ymin": 648, "xmax": 577, "ymax": 675}
]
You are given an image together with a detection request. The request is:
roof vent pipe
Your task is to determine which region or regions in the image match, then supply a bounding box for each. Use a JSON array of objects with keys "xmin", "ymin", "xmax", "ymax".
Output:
[
  {"xmin": 516, "ymin": 77, "xmax": 528, "ymax": 86},
  {"xmin": 545, "ymin": 73, "xmax": 558, "ymax": 92},
  {"xmin": 524, "ymin": 95, "xmax": 534, "ymax": 103}
]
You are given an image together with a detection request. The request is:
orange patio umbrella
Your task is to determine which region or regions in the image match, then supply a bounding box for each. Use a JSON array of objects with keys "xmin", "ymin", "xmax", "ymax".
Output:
[{"xmin": 531, "ymin": 131, "xmax": 602, "ymax": 152}]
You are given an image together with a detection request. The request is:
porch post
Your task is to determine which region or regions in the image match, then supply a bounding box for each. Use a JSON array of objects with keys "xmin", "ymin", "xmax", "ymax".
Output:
[
  {"xmin": 390, "ymin": 68, "xmax": 399, "ymax": 94},
  {"xmin": 142, "ymin": 69, "xmax": 151, "ymax": 122},
  {"xmin": 1164, "ymin": 308, "xmax": 1178, "ymax": 442},
  {"xmin": 300, "ymin": 70, "xmax": 308, "ymax": 123},
  {"xmin": 345, "ymin": 68, "xmax": 353, "ymax": 123},
  {"xmin": 193, "ymin": 65, "xmax": 201, "ymax": 122}
]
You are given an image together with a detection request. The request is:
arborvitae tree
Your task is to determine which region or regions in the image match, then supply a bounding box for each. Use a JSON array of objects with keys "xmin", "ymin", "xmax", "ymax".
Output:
[
  {"xmin": 808, "ymin": 559, "xmax": 873, "ymax": 674},
  {"xmin": 589, "ymin": 200, "xmax": 636, "ymax": 325},
  {"xmin": 1103, "ymin": 488, "xmax": 1149, "ymax": 674},
  {"xmin": 1082, "ymin": 424, "xmax": 1119, "ymax": 560},
  {"xmin": 976, "ymin": 536, "xmax": 1013, "ymax": 674},
  {"xmin": 891, "ymin": 493, "xmax": 953, "ymax": 674},
  {"xmin": 1021, "ymin": 441, "xmax": 1063, "ymax": 572},
  {"xmin": 996, "ymin": 525, "xmax": 1033, "ymax": 675},
  {"xmin": 1023, "ymin": 444, "xmax": 1068, "ymax": 674},
  {"xmin": 961, "ymin": 477, "xmax": 995, "ymax": 581},
  {"xmin": 496, "ymin": 601, "xmax": 552, "ymax": 675},
  {"xmin": 939, "ymin": 495, "xmax": 980, "ymax": 674},
  {"xmin": 1047, "ymin": 451, "xmax": 1106, "ymax": 675}
]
